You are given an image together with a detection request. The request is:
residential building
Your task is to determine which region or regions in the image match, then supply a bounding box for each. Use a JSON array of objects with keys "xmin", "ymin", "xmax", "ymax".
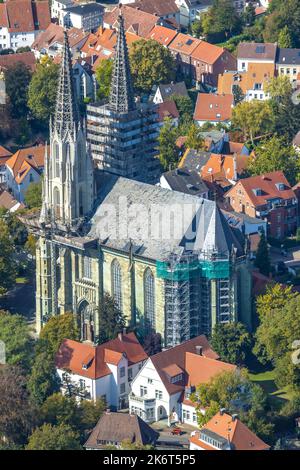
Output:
[
  {"xmin": 22, "ymin": 14, "xmax": 252, "ymax": 351},
  {"xmin": 194, "ymin": 93, "xmax": 234, "ymax": 126},
  {"xmin": 190, "ymin": 411, "xmax": 270, "ymax": 450},
  {"xmin": 201, "ymin": 153, "xmax": 249, "ymax": 185},
  {"xmin": 222, "ymin": 210, "xmax": 267, "ymax": 237},
  {"xmin": 32, "ymin": 23, "xmax": 88, "ymax": 59},
  {"xmin": 5, "ymin": 144, "xmax": 46, "ymax": 203},
  {"xmin": 147, "ymin": 25, "xmax": 178, "ymax": 48},
  {"xmin": 160, "ymin": 167, "xmax": 209, "ymax": 198},
  {"xmin": 129, "ymin": 335, "xmax": 236, "ymax": 425},
  {"xmin": 218, "ymin": 63, "xmax": 275, "ymax": 102},
  {"xmin": 73, "ymin": 59, "xmax": 96, "ymax": 102},
  {"xmin": 0, "ymin": 145, "xmax": 12, "ymax": 183},
  {"xmin": 86, "ymin": 14, "xmax": 160, "ymax": 184},
  {"xmin": 225, "ymin": 171, "xmax": 298, "ymax": 239},
  {"xmin": 62, "ymin": 3, "xmax": 104, "ymax": 33},
  {"xmin": 0, "ymin": 190, "xmax": 24, "ymax": 212},
  {"xmin": 175, "ymin": 0, "xmax": 213, "ymax": 27},
  {"xmin": 191, "ymin": 41, "xmax": 236, "ymax": 88},
  {"xmin": 103, "ymin": 4, "xmax": 161, "ymax": 38},
  {"xmin": 130, "ymin": 0, "xmax": 180, "ymax": 27},
  {"xmin": 84, "ymin": 411, "xmax": 159, "ymax": 449},
  {"xmin": 51, "ymin": 0, "xmax": 75, "ymax": 26},
  {"xmin": 152, "ymin": 81, "xmax": 189, "ymax": 104},
  {"xmin": 237, "ymin": 42, "xmax": 277, "ymax": 72},
  {"xmin": 276, "ymin": 48, "xmax": 300, "ymax": 86},
  {"xmin": 0, "ymin": 0, "xmax": 50, "ymax": 52},
  {"xmin": 168, "ymin": 33, "xmax": 201, "ymax": 78},
  {"xmin": 55, "ymin": 332, "xmax": 148, "ymax": 408},
  {"xmin": 157, "ymin": 100, "xmax": 180, "ymax": 127}
]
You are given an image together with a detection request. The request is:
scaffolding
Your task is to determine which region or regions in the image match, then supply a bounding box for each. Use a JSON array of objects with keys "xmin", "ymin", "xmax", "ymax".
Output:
[{"xmin": 156, "ymin": 254, "xmax": 232, "ymax": 346}]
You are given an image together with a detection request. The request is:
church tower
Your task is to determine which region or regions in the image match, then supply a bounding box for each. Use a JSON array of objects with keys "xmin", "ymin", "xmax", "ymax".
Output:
[
  {"xmin": 86, "ymin": 10, "xmax": 161, "ymax": 183},
  {"xmin": 40, "ymin": 31, "xmax": 94, "ymax": 231}
]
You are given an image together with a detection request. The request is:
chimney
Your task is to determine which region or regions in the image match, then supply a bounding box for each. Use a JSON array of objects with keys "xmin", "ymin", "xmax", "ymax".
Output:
[
  {"xmin": 232, "ymin": 414, "xmax": 238, "ymax": 422},
  {"xmin": 195, "ymin": 345, "xmax": 203, "ymax": 356},
  {"xmin": 106, "ymin": 408, "xmax": 111, "ymax": 414},
  {"xmin": 118, "ymin": 328, "xmax": 127, "ymax": 341},
  {"xmin": 220, "ymin": 408, "xmax": 227, "ymax": 416}
]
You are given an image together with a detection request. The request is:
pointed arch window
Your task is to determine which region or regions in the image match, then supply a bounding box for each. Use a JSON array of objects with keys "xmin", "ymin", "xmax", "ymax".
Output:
[
  {"xmin": 111, "ymin": 259, "xmax": 122, "ymax": 311},
  {"xmin": 144, "ymin": 268, "xmax": 155, "ymax": 329},
  {"xmin": 54, "ymin": 142, "xmax": 60, "ymax": 178},
  {"xmin": 53, "ymin": 187, "xmax": 60, "ymax": 219}
]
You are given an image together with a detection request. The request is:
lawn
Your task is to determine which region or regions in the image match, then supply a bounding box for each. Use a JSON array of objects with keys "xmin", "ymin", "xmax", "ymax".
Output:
[{"xmin": 249, "ymin": 369, "xmax": 293, "ymax": 410}]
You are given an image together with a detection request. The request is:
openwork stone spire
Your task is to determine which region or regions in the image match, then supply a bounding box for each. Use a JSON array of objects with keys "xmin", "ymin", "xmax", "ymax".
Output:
[
  {"xmin": 109, "ymin": 10, "xmax": 135, "ymax": 113},
  {"xmin": 54, "ymin": 31, "xmax": 79, "ymax": 138}
]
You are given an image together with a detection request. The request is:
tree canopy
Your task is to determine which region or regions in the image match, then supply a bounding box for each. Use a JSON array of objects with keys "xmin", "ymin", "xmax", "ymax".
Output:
[
  {"xmin": 232, "ymin": 100, "xmax": 274, "ymax": 144},
  {"xmin": 248, "ymin": 135, "xmax": 300, "ymax": 186},
  {"xmin": 39, "ymin": 312, "xmax": 79, "ymax": 356},
  {"xmin": 0, "ymin": 310, "xmax": 34, "ymax": 370},
  {"xmin": 95, "ymin": 58, "xmax": 113, "ymax": 100},
  {"xmin": 0, "ymin": 220, "xmax": 17, "ymax": 295},
  {"xmin": 254, "ymin": 285, "xmax": 300, "ymax": 389},
  {"xmin": 211, "ymin": 322, "xmax": 252, "ymax": 366},
  {"xmin": 98, "ymin": 293, "xmax": 127, "ymax": 344},
  {"xmin": 28, "ymin": 58, "xmax": 59, "ymax": 123},
  {"xmin": 129, "ymin": 39, "xmax": 176, "ymax": 93},
  {"xmin": 26, "ymin": 423, "xmax": 81, "ymax": 450},
  {"xmin": 5, "ymin": 62, "xmax": 32, "ymax": 119},
  {"xmin": 254, "ymin": 231, "xmax": 271, "ymax": 277},
  {"xmin": 158, "ymin": 118, "xmax": 180, "ymax": 171},
  {"xmin": 25, "ymin": 181, "xmax": 42, "ymax": 209}
]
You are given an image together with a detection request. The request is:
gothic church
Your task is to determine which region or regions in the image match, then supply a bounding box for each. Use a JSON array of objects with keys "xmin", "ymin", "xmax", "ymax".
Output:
[{"xmin": 25, "ymin": 14, "xmax": 253, "ymax": 347}]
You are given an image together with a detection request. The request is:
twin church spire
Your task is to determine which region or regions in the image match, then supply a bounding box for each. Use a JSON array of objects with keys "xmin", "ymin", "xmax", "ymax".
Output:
[
  {"xmin": 109, "ymin": 10, "xmax": 136, "ymax": 113},
  {"xmin": 53, "ymin": 31, "xmax": 79, "ymax": 139}
]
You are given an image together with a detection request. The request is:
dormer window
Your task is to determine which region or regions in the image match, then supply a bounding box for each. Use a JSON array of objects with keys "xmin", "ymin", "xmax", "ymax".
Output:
[
  {"xmin": 252, "ymin": 188, "xmax": 262, "ymax": 196},
  {"xmin": 171, "ymin": 373, "xmax": 183, "ymax": 383},
  {"xmin": 276, "ymin": 182, "xmax": 285, "ymax": 191}
]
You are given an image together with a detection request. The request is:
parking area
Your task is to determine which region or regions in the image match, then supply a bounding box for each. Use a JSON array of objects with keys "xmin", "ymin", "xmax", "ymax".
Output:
[{"xmin": 151, "ymin": 420, "xmax": 196, "ymax": 449}]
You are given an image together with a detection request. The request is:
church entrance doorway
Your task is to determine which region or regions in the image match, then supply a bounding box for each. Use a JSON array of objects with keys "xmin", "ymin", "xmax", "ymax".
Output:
[{"xmin": 78, "ymin": 300, "xmax": 95, "ymax": 342}]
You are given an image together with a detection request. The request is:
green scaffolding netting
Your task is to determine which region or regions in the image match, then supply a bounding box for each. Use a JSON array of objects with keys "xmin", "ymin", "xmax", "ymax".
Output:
[{"xmin": 156, "ymin": 259, "xmax": 230, "ymax": 281}]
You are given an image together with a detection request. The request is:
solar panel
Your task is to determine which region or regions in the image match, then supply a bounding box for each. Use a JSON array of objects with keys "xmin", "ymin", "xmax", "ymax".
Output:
[{"xmin": 255, "ymin": 45, "xmax": 265, "ymax": 54}]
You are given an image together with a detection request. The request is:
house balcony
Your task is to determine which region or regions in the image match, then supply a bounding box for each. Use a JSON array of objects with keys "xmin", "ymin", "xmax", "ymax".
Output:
[{"xmin": 129, "ymin": 393, "xmax": 156, "ymax": 408}]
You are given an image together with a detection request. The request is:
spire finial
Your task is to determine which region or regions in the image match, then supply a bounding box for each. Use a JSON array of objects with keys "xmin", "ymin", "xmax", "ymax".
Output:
[
  {"xmin": 109, "ymin": 5, "xmax": 135, "ymax": 113},
  {"xmin": 53, "ymin": 29, "xmax": 79, "ymax": 138}
]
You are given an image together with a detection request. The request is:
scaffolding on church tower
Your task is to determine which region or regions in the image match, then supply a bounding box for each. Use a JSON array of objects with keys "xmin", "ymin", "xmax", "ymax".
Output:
[{"xmin": 157, "ymin": 252, "xmax": 200, "ymax": 347}]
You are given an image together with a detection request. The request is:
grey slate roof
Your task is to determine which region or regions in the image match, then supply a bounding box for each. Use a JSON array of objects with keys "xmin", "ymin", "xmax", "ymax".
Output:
[
  {"xmin": 158, "ymin": 81, "xmax": 189, "ymax": 101},
  {"xmin": 276, "ymin": 48, "xmax": 300, "ymax": 65},
  {"xmin": 237, "ymin": 42, "xmax": 277, "ymax": 61},
  {"xmin": 65, "ymin": 3, "xmax": 104, "ymax": 15},
  {"xmin": 84, "ymin": 412, "xmax": 159, "ymax": 448},
  {"xmin": 181, "ymin": 149, "xmax": 211, "ymax": 173},
  {"xmin": 162, "ymin": 167, "xmax": 208, "ymax": 196},
  {"xmin": 89, "ymin": 173, "xmax": 243, "ymax": 261}
]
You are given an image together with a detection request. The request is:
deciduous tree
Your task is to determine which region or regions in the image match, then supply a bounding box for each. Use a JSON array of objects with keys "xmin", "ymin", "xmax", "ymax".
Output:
[
  {"xmin": 98, "ymin": 293, "xmax": 127, "ymax": 344},
  {"xmin": 129, "ymin": 39, "xmax": 176, "ymax": 93},
  {"xmin": 0, "ymin": 220, "xmax": 16, "ymax": 295},
  {"xmin": 5, "ymin": 62, "xmax": 32, "ymax": 119},
  {"xmin": 232, "ymin": 100, "xmax": 274, "ymax": 144},
  {"xmin": 211, "ymin": 322, "xmax": 252, "ymax": 365},
  {"xmin": 158, "ymin": 118, "xmax": 180, "ymax": 171},
  {"xmin": 95, "ymin": 58, "xmax": 113, "ymax": 100},
  {"xmin": 254, "ymin": 231, "xmax": 271, "ymax": 277},
  {"xmin": 26, "ymin": 423, "xmax": 81, "ymax": 450},
  {"xmin": 25, "ymin": 181, "xmax": 42, "ymax": 209},
  {"xmin": 28, "ymin": 58, "xmax": 59, "ymax": 123}
]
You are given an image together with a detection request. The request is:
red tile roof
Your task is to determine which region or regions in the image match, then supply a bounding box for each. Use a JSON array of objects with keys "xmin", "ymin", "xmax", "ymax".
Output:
[
  {"xmin": 104, "ymin": 4, "xmax": 159, "ymax": 38},
  {"xmin": 1, "ymin": 0, "xmax": 50, "ymax": 33},
  {"xmin": 55, "ymin": 332, "xmax": 148, "ymax": 380},
  {"xmin": 147, "ymin": 25, "xmax": 178, "ymax": 47},
  {"xmin": 157, "ymin": 100, "xmax": 179, "ymax": 122},
  {"xmin": 0, "ymin": 51, "xmax": 36, "ymax": 72},
  {"xmin": 191, "ymin": 412, "xmax": 270, "ymax": 451},
  {"xmin": 191, "ymin": 41, "xmax": 225, "ymax": 64},
  {"xmin": 185, "ymin": 352, "xmax": 236, "ymax": 387},
  {"xmin": 0, "ymin": 190, "xmax": 24, "ymax": 211},
  {"xmin": 32, "ymin": 23, "xmax": 88, "ymax": 52},
  {"xmin": 130, "ymin": 0, "xmax": 179, "ymax": 17},
  {"xmin": 194, "ymin": 93, "xmax": 234, "ymax": 123},
  {"xmin": 6, "ymin": 144, "xmax": 47, "ymax": 178},
  {"xmin": 0, "ymin": 145, "xmax": 12, "ymax": 162},
  {"xmin": 201, "ymin": 153, "xmax": 248, "ymax": 181},
  {"xmin": 151, "ymin": 335, "xmax": 219, "ymax": 395},
  {"xmin": 169, "ymin": 32, "xmax": 201, "ymax": 55},
  {"xmin": 226, "ymin": 171, "xmax": 296, "ymax": 207}
]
